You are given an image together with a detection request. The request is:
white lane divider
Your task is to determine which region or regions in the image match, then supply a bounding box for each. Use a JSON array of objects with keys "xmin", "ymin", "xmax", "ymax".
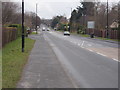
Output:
[
  {"xmin": 81, "ymin": 41, "xmax": 84, "ymax": 47},
  {"xmin": 112, "ymin": 58, "xmax": 119, "ymax": 62},
  {"xmin": 96, "ymin": 52, "xmax": 107, "ymax": 57},
  {"xmin": 87, "ymin": 49, "xmax": 94, "ymax": 52}
]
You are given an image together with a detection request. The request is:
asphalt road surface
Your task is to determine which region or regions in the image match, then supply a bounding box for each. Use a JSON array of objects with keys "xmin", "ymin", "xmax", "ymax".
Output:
[{"xmin": 40, "ymin": 25, "xmax": 118, "ymax": 88}]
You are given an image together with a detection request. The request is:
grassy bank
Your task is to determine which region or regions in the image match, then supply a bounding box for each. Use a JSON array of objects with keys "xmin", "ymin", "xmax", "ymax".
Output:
[
  {"xmin": 2, "ymin": 37, "xmax": 35, "ymax": 88},
  {"xmin": 71, "ymin": 32, "xmax": 119, "ymax": 42},
  {"xmin": 31, "ymin": 31, "xmax": 37, "ymax": 35}
]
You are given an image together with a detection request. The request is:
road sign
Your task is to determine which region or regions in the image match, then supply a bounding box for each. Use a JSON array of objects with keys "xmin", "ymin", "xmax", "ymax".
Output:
[{"xmin": 87, "ymin": 21, "xmax": 95, "ymax": 29}]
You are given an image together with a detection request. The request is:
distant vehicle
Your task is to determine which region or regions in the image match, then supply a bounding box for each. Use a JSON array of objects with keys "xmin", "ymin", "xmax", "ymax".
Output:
[
  {"xmin": 54, "ymin": 28, "xmax": 57, "ymax": 31},
  {"xmin": 47, "ymin": 28, "xmax": 50, "ymax": 31},
  {"xmin": 64, "ymin": 31, "xmax": 70, "ymax": 36},
  {"xmin": 42, "ymin": 27, "xmax": 45, "ymax": 31}
]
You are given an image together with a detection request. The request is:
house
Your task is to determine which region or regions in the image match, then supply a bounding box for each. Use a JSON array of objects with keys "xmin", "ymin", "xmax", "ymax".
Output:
[{"xmin": 110, "ymin": 21, "xmax": 119, "ymax": 29}]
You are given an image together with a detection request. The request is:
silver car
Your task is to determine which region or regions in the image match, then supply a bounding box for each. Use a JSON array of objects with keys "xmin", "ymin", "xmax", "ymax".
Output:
[{"xmin": 64, "ymin": 31, "xmax": 70, "ymax": 36}]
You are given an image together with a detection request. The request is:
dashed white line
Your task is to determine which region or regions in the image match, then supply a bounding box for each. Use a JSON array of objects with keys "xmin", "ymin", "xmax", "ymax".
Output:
[
  {"xmin": 112, "ymin": 58, "xmax": 119, "ymax": 62},
  {"xmin": 81, "ymin": 41, "xmax": 84, "ymax": 47},
  {"xmin": 88, "ymin": 49, "xmax": 94, "ymax": 52},
  {"xmin": 96, "ymin": 52, "xmax": 107, "ymax": 57}
]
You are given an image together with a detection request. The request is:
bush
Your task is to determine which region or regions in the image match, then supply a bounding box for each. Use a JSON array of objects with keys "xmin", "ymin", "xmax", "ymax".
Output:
[
  {"xmin": 7, "ymin": 24, "xmax": 27, "ymax": 37},
  {"xmin": 57, "ymin": 23, "xmax": 65, "ymax": 31},
  {"xmin": 77, "ymin": 25, "xmax": 85, "ymax": 34}
]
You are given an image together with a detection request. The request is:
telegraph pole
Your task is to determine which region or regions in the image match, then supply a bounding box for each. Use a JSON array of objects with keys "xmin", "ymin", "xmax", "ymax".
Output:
[
  {"xmin": 36, "ymin": 3, "xmax": 37, "ymax": 34},
  {"xmin": 118, "ymin": 2, "xmax": 120, "ymax": 40},
  {"xmin": 106, "ymin": 0, "xmax": 109, "ymax": 38},
  {"xmin": 22, "ymin": 0, "xmax": 25, "ymax": 52}
]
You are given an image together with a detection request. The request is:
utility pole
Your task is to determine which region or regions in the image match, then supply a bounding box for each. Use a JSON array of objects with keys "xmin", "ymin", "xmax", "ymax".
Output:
[
  {"xmin": 36, "ymin": 3, "xmax": 37, "ymax": 34},
  {"xmin": 22, "ymin": 0, "xmax": 25, "ymax": 52},
  {"xmin": 106, "ymin": 0, "xmax": 109, "ymax": 38},
  {"xmin": 118, "ymin": 2, "xmax": 120, "ymax": 40}
]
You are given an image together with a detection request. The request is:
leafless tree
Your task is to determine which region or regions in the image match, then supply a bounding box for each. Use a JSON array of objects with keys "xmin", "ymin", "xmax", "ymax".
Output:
[{"xmin": 2, "ymin": 2, "xmax": 21, "ymax": 25}]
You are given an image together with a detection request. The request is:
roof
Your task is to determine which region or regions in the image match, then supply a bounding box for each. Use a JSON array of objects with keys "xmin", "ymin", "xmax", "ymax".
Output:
[{"xmin": 110, "ymin": 22, "xmax": 119, "ymax": 28}]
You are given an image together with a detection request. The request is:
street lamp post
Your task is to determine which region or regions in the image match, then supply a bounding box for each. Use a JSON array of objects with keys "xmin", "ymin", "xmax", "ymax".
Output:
[
  {"xmin": 36, "ymin": 3, "xmax": 37, "ymax": 34},
  {"xmin": 106, "ymin": 0, "xmax": 109, "ymax": 38},
  {"xmin": 22, "ymin": 0, "xmax": 25, "ymax": 52}
]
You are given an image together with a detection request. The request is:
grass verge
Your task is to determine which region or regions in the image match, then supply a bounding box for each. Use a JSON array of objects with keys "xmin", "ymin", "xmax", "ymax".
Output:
[
  {"xmin": 71, "ymin": 32, "xmax": 119, "ymax": 42},
  {"xmin": 2, "ymin": 37, "xmax": 35, "ymax": 88},
  {"xmin": 95, "ymin": 37, "xmax": 119, "ymax": 42},
  {"xmin": 31, "ymin": 31, "xmax": 37, "ymax": 35}
]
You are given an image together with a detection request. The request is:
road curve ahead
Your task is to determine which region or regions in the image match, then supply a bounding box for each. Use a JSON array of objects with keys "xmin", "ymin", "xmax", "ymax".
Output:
[{"xmin": 43, "ymin": 31, "xmax": 118, "ymax": 88}]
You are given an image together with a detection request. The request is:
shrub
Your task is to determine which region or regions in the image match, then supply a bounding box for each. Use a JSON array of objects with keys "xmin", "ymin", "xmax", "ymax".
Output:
[{"xmin": 7, "ymin": 24, "xmax": 27, "ymax": 37}]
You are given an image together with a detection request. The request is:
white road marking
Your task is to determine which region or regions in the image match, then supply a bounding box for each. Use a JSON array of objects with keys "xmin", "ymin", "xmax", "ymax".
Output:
[
  {"xmin": 112, "ymin": 58, "xmax": 119, "ymax": 62},
  {"xmin": 96, "ymin": 52, "xmax": 107, "ymax": 57},
  {"xmin": 81, "ymin": 41, "xmax": 84, "ymax": 47},
  {"xmin": 88, "ymin": 49, "xmax": 93, "ymax": 52}
]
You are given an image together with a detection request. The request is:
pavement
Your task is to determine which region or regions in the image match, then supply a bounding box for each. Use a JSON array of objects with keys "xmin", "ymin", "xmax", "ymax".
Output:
[{"xmin": 17, "ymin": 33, "xmax": 74, "ymax": 88}]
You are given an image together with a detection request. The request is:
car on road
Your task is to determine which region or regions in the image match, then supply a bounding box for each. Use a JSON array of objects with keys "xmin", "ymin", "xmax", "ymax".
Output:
[
  {"xmin": 42, "ymin": 27, "xmax": 45, "ymax": 31},
  {"xmin": 47, "ymin": 28, "xmax": 50, "ymax": 31},
  {"xmin": 64, "ymin": 31, "xmax": 70, "ymax": 36}
]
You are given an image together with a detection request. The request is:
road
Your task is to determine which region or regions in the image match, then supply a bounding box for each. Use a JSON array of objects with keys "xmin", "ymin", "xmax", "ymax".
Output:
[{"xmin": 39, "ymin": 25, "xmax": 118, "ymax": 88}]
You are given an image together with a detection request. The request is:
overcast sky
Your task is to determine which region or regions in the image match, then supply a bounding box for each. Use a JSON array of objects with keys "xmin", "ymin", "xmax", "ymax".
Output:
[{"xmin": 10, "ymin": 0, "xmax": 119, "ymax": 19}]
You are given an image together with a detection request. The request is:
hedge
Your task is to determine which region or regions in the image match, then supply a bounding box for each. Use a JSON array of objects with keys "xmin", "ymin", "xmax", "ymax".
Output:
[{"xmin": 7, "ymin": 24, "xmax": 27, "ymax": 37}]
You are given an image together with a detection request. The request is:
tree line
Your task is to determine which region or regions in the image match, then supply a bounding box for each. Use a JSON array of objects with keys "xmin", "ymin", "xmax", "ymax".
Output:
[
  {"xmin": 70, "ymin": 1, "xmax": 118, "ymax": 33},
  {"xmin": 50, "ymin": 1, "xmax": 119, "ymax": 34},
  {"xmin": 2, "ymin": 1, "xmax": 41, "ymax": 29}
]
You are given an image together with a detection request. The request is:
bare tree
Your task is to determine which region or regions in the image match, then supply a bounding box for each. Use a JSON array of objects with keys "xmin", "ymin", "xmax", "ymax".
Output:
[{"xmin": 2, "ymin": 2, "xmax": 21, "ymax": 25}]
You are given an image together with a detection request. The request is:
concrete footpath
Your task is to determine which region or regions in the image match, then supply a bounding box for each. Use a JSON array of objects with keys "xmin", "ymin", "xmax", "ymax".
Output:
[{"xmin": 17, "ymin": 33, "xmax": 74, "ymax": 88}]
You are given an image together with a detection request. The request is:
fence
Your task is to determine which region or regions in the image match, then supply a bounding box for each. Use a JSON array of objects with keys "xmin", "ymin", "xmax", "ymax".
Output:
[
  {"xmin": 85, "ymin": 29, "xmax": 118, "ymax": 39},
  {"xmin": 2, "ymin": 27, "xmax": 17, "ymax": 47}
]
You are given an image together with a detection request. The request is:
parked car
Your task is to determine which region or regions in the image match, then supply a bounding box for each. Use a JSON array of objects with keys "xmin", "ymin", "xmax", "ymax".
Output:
[{"xmin": 64, "ymin": 31, "xmax": 70, "ymax": 36}]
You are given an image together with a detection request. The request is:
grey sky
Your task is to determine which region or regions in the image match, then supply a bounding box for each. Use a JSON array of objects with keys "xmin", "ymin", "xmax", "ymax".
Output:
[
  {"xmin": 23, "ymin": 0, "xmax": 80, "ymax": 19},
  {"xmin": 11, "ymin": 0, "xmax": 119, "ymax": 19}
]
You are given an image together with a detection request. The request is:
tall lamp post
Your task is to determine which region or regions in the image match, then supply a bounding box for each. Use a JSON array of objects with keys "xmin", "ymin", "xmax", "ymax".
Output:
[
  {"xmin": 22, "ymin": 0, "xmax": 25, "ymax": 52},
  {"xmin": 36, "ymin": 3, "xmax": 38, "ymax": 34},
  {"xmin": 106, "ymin": 0, "xmax": 109, "ymax": 38}
]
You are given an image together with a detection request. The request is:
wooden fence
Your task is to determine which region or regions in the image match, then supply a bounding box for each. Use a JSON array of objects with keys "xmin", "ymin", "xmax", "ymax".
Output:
[
  {"xmin": 85, "ymin": 29, "xmax": 118, "ymax": 39},
  {"xmin": 2, "ymin": 27, "xmax": 17, "ymax": 47}
]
